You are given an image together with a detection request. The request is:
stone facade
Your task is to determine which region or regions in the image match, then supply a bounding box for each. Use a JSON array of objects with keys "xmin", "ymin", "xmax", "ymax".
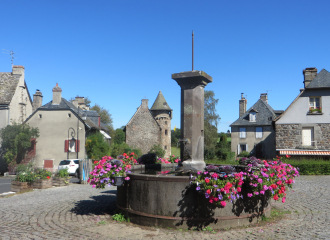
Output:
[
  {"xmin": 125, "ymin": 99, "xmax": 161, "ymax": 155},
  {"xmin": 276, "ymin": 123, "xmax": 330, "ymax": 150},
  {"xmin": 126, "ymin": 92, "xmax": 172, "ymax": 158}
]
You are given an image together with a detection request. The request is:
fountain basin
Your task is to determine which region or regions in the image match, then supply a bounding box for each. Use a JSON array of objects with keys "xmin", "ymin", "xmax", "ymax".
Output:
[{"xmin": 116, "ymin": 171, "xmax": 271, "ymax": 229}]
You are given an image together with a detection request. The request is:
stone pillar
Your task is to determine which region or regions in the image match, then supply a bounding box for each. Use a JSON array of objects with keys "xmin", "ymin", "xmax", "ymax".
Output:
[{"xmin": 172, "ymin": 70, "xmax": 212, "ymax": 171}]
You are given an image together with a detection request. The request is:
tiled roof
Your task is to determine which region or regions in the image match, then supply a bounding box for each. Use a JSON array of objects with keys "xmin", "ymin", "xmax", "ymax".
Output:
[
  {"xmin": 230, "ymin": 99, "xmax": 277, "ymax": 126},
  {"xmin": 150, "ymin": 91, "xmax": 172, "ymax": 111},
  {"xmin": 306, "ymin": 69, "xmax": 330, "ymax": 88},
  {"xmin": 278, "ymin": 150, "xmax": 330, "ymax": 156},
  {"xmin": 0, "ymin": 73, "xmax": 20, "ymax": 105}
]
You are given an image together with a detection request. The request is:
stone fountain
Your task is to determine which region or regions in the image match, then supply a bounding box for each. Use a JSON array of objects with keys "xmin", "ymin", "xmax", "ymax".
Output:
[{"xmin": 116, "ymin": 70, "xmax": 271, "ymax": 229}]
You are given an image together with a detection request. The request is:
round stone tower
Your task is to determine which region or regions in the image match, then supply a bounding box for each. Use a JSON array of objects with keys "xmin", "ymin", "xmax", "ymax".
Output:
[{"xmin": 150, "ymin": 91, "xmax": 172, "ymax": 159}]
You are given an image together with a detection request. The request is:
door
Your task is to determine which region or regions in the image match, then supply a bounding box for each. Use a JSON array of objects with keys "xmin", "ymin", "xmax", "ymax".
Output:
[{"xmin": 302, "ymin": 128, "xmax": 313, "ymax": 146}]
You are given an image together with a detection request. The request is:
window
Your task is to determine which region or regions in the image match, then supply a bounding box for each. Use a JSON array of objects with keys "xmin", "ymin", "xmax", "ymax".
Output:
[
  {"xmin": 237, "ymin": 144, "xmax": 248, "ymax": 154},
  {"xmin": 256, "ymin": 127, "xmax": 263, "ymax": 138},
  {"xmin": 64, "ymin": 139, "xmax": 80, "ymax": 152},
  {"xmin": 165, "ymin": 129, "xmax": 168, "ymax": 135},
  {"xmin": 164, "ymin": 145, "xmax": 167, "ymax": 150},
  {"xmin": 309, "ymin": 97, "xmax": 321, "ymax": 112},
  {"xmin": 165, "ymin": 121, "xmax": 167, "ymax": 125},
  {"xmin": 249, "ymin": 112, "xmax": 256, "ymax": 122},
  {"xmin": 68, "ymin": 113, "xmax": 71, "ymax": 117},
  {"xmin": 39, "ymin": 114, "xmax": 42, "ymax": 118},
  {"xmin": 239, "ymin": 128, "xmax": 246, "ymax": 138}
]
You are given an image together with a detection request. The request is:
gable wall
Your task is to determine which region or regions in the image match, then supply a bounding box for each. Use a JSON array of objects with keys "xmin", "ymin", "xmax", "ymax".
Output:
[
  {"xmin": 126, "ymin": 108, "xmax": 161, "ymax": 155},
  {"xmin": 8, "ymin": 79, "xmax": 32, "ymax": 125},
  {"xmin": 26, "ymin": 110, "xmax": 86, "ymax": 170}
]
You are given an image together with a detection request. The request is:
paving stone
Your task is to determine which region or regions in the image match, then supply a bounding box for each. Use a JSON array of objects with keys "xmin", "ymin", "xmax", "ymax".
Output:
[{"xmin": 0, "ymin": 176, "xmax": 330, "ymax": 239}]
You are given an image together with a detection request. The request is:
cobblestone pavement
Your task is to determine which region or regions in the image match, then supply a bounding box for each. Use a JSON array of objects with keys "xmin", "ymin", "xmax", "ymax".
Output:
[{"xmin": 0, "ymin": 175, "xmax": 329, "ymax": 240}]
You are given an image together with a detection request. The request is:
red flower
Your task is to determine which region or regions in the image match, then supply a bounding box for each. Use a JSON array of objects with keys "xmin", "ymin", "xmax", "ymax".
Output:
[
  {"xmin": 47, "ymin": 176, "xmax": 50, "ymax": 179},
  {"xmin": 94, "ymin": 161, "xmax": 98, "ymax": 164},
  {"xmin": 273, "ymin": 194, "xmax": 279, "ymax": 201},
  {"xmin": 286, "ymin": 154, "xmax": 291, "ymax": 158},
  {"xmin": 206, "ymin": 189, "xmax": 211, "ymax": 194},
  {"xmin": 220, "ymin": 201, "xmax": 227, "ymax": 207},
  {"xmin": 205, "ymin": 178, "xmax": 210, "ymax": 183}
]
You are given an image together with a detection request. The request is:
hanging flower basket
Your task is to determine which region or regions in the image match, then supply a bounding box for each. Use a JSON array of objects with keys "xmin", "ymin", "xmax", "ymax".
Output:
[{"xmin": 113, "ymin": 176, "xmax": 125, "ymax": 186}]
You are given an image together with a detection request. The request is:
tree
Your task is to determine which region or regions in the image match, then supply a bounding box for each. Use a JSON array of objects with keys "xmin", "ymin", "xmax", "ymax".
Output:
[
  {"xmin": 85, "ymin": 132, "xmax": 110, "ymax": 160},
  {"xmin": 90, "ymin": 104, "xmax": 113, "ymax": 131},
  {"xmin": 171, "ymin": 128, "xmax": 181, "ymax": 146},
  {"xmin": 113, "ymin": 128, "xmax": 125, "ymax": 145},
  {"xmin": 204, "ymin": 90, "xmax": 221, "ymax": 158},
  {"xmin": 0, "ymin": 123, "xmax": 39, "ymax": 166}
]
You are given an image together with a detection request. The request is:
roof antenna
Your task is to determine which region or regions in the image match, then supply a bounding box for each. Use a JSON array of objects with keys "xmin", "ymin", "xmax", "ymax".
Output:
[
  {"xmin": 192, "ymin": 31, "xmax": 194, "ymax": 71},
  {"xmin": 2, "ymin": 49, "xmax": 15, "ymax": 67}
]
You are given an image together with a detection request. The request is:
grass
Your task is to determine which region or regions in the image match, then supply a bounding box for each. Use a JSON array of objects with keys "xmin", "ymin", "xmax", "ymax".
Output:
[{"xmin": 171, "ymin": 146, "xmax": 180, "ymax": 158}]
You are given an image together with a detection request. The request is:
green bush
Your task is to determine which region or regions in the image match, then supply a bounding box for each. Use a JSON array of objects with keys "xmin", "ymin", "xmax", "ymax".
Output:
[
  {"xmin": 284, "ymin": 159, "xmax": 330, "ymax": 175},
  {"xmin": 35, "ymin": 168, "xmax": 52, "ymax": 179},
  {"xmin": 57, "ymin": 168, "xmax": 69, "ymax": 178},
  {"xmin": 110, "ymin": 142, "xmax": 130, "ymax": 158},
  {"xmin": 238, "ymin": 151, "xmax": 250, "ymax": 157},
  {"xmin": 204, "ymin": 148, "xmax": 216, "ymax": 159},
  {"xmin": 148, "ymin": 144, "xmax": 165, "ymax": 158},
  {"xmin": 86, "ymin": 132, "xmax": 111, "ymax": 160},
  {"xmin": 16, "ymin": 171, "xmax": 36, "ymax": 183}
]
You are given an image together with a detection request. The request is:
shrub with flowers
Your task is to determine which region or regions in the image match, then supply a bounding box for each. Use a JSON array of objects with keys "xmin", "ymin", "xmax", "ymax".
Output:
[
  {"xmin": 156, "ymin": 155, "xmax": 181, "ymax": 164},
  {"xmin": 190, "ymin": 158, "xmax": 299, "ymax": 207},
  {"xmin": 88, "ymin": 155, "xmax": 133, "ymax": 189},
  {"xmin": 309, "ymin": 107, "xmax": 322, "ymax": 113}
]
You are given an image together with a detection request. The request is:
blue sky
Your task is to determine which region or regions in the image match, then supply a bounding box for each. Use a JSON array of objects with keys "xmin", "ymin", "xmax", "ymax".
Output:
[{"xmin": 1, "ymin": 0, "xmax": 330, "ymax": 133}]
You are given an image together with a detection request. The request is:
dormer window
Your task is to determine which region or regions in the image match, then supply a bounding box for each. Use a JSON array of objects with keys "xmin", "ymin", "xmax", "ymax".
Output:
[{"xmin": 249, "ymin": 112, "xmax": 256, "ymax": 122}]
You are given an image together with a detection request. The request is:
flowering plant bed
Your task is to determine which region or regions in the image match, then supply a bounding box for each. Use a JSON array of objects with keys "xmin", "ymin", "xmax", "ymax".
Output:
[
  {"xmin": 309, "ymin": 107, "xmax": 322, "ymax": 113},
  {"xmin": 32, "ymin": 178, "xmax": 52, "ymax": 189},
  {"xmin": 156, "ymin": 155, "xmax": 181, "ymax": 164},
  {"xmin": 190, "ymin": 157, "xmax": 299, "ymax": 207},
  {"xmin": 11, "ymin": 181, "xmax": 33, "ymax": 193},
  {"xmin": 88, "ymin": 154, "xmax": 135, "ymax": 188}
]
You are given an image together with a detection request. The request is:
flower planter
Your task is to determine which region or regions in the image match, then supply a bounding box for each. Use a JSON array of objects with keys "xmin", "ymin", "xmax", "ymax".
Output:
[
  {"xmin": 11, "ymin": 181, "xmax": 33, "ymax": 193},
  {"xmin": 52, "ymin": 177, "xmax": 70, "ymax": 187},
  {"xmin": 113, "ymin": 177, "xmax": 125, "ymax": 186},
  {"xmin": 32, "ymin": 179, "xmax": 52, "ymax": 189}
]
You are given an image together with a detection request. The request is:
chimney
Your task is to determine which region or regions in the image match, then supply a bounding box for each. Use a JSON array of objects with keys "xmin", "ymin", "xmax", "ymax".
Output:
[
  {"xmin": 141, "ymin": 99, "xmax": 149, "ymax": 109},
  {"xmin": 303, "ymin": 67, "xmax": 317, "ymax": 88},
  {"xmin": 52, "ymin": 83, "xmax": 62, "ymax": 105},
  {"xmin": 239, "ymin": 93, "xmax": 247, "ymax": 118},
  {"xmin": 12, "ymin": 65, "xmax": 25, "ymax": 87},
  {"xmin": 260, "ymin": 93, "xmax": 268, "ymax": 103},
  {"xmin": 32, "ymin": 89, "xmax": 43, "ymax": 112}
]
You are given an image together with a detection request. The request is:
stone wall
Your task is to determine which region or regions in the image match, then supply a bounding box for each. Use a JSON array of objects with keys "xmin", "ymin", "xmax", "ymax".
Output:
[
  {"xmin": 151, "ymin": 110, "xmax": 171, "ymax": 158},
  {"xmin": 126, "ymin": 100, "xmax": 161, "ymax": 155},
  {"xmin": 276, "ymin": 123, "xmax": 330, "ymax": 150}
]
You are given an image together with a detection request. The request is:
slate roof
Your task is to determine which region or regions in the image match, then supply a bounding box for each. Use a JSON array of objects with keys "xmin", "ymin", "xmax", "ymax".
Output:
[
  {"xmin": 150, "ymin": 91, "xmax": 172, "ymax": 111},
  {"xmin": 230, "ymin": 99, "xmax": 277, "ymax": 126},
  {"xmin": 306, "ymin": 69, "xmax": 330, "ymax": 88},
  {"xmin": 0, "ymin": 72, "xmax": 21, "ymax": 105},
  {"xmin": 25, "ymin": 98, "xmax": 101, "ymax": 129}
]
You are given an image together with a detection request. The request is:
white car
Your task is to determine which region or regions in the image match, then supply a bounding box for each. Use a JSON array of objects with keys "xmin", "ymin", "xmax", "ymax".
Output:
[{"xmin": 58, "ymin": 159, "xmax": 80, "ymax": 178}]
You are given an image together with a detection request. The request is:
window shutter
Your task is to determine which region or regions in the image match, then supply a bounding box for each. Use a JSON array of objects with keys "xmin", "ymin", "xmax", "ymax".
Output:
[
  {"xmin": 237, "ymin": 145, "xmax": 240, "ymax": 155},
  {"xmin": 65, "ymin": 140, "xmax": 69, "ymax": 152},
  {"xmin": 76, "ymin": 140, "xmax": 80, "ymax": 152},
  {"xmin": 246, "ymin": 144, "xmax": 248, "ymax": 152}
]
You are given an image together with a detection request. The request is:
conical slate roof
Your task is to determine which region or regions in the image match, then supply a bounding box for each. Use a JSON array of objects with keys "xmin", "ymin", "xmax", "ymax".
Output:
[{"xmin": 150, "ymin": 91, "xmax": 172, "ymax": 111}]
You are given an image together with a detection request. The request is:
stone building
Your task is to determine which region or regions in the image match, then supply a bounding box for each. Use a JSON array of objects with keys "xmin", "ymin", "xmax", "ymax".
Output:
[
  {"xmin": 0, "ymin": 66, "xmax": 33, "ymax": 129},
  {"xmin": 231, "ymin": 93, "xmax": 283, "ymax": 159},
  {"xmin": 276, "ymin": 68, "xmax": 330, "ymax": 157},
  {"xmin": 125, "ymin": 91, "xmax": 172, "ymax": 158}
]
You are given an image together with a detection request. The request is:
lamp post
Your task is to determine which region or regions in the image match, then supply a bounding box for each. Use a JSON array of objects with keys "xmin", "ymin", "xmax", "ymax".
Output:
[{"xmin": 67, "ymin": 127, "xmax": 76, "ymax": 159}]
